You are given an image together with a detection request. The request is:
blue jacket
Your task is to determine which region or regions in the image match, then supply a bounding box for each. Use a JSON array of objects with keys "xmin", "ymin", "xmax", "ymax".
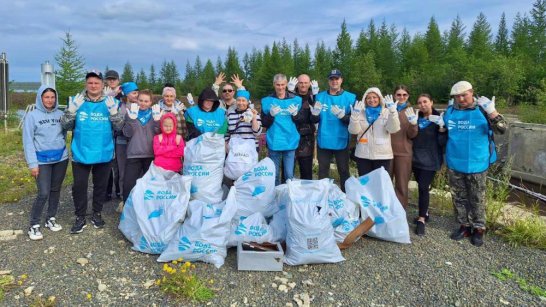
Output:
[
  {"xmin": 261, "ymin": 94, "xmax": 302, "ymax": 151},
  {"xmin": 23, "ymin": 85, "xmax": 68, "ymax": 169},
  {"xmin": 314, "ymin": 90, "xmax": 355, "ymax": 150}
]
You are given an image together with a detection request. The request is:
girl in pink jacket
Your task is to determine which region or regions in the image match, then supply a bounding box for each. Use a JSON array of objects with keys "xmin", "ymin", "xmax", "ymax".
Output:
[{"xmin": 153, "ymin": 113, "xmax": 185, "ymax": 172}]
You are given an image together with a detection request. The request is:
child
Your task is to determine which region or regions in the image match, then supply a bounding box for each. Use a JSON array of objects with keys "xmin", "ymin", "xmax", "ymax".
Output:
[
  {"xmin": 122, "ymin": 89, "xmax": 161, "ymax": 202},
  {"xmin": 23, "ymin": 86, "xmax": 69, "ymax": 240},
  {"xmin": 153, "ymin": 113, "xmax": 185, "ymax": 173}
]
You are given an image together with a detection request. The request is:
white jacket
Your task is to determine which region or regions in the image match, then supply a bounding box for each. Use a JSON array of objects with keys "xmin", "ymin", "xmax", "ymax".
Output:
[{"xmin": 348, "ymin": 108, "xmax": 400, "ymax": 160}]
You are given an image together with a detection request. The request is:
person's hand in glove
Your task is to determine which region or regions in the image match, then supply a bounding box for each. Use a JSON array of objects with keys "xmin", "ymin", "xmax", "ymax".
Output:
[
  {"xmin": 477, "ymin": 96, "xmax": 496, "ymax": 114},
  {"xmin": 128, "ymin": 103, "xmax": 139, "ymax": 120},
  {"xmin": 428, "ymin": 112, "xmax": 445, "ymax": 129},
  {"xmin": 270, "ymin": 105, "xmax": 281, "ymax": 117},
  {"xmin": 287, "ymin": 104, "xmax": 298, "ymax": 116},
  {"xmin": 311, "ymin": 80, "xmax": 319, "ymax": 95},
  {"xmin": 350, "ymin": 100, "xmax": 366, "ymax": 120},
  {"xmin": 331, "ymin": 105, "xmax": 345, "ymax": 119},
  {"xmin": 311, "ymin": 101, "xmax": 322, "ymax": 116},
  {"xmin": 68, "ymin": 93, "xmax": 84, "ymax": 113},
  {"xmin": 103, "ymin": 86, "xmax": 119, "ymax": 97},
  {"xmin": 287, "ymin": 77, "xmax": 298, "ymax": 92},
  {"xmin": 187, "ymin": 93, "xmax": 195, "ymax": 105},
  {"xmin": 152, "ymin": 104, "xmax": 162, "ymax": 121},
  {"xmin": 105, "ymin": 96, "xmax": 118, "ymax": 116},
  {"xmin": 405, "ymin": 107, "xmax": 418, "ymax": 125},
  {"xmin": 242, "ymin": 109, "xmax": 253, "ymax": 123},
  {"xmin": 173, "ymin": 101, "xmax": 186, "ymax": 114},
  {"xmin": 383, "ymin": 94, "xmax": 397, "ymax": 113}
]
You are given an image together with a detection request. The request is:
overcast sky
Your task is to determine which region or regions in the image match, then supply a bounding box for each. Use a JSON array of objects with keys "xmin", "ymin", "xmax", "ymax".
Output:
[{"xmin": 1, "ymin": 0, "xmax": 537, "ymax": 81}]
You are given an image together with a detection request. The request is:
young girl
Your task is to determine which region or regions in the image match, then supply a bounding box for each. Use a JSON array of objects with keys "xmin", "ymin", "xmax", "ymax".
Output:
[
  {"xmin": 122, "ymin": 89, "xmax": 161, "ymax": 201},
  {"xmin": 23, "ymin": 86, "xmax": 69, "ymax": 240},
  {"xmin": 153, "ymin": 113, "xmax": 185, "ymax": 173}
]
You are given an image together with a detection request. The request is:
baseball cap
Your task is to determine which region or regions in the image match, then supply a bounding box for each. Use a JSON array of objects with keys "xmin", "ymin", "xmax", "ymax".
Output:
[
  {"xmin": 328, "ymin": 69, "xmax": 342, "ymax": 79},
  {"xmin": 104, "ymin": 70, "xmax": 119, "ymax": 80},
  {"xmin": 85, "ymin": 69, "xmax": 103, "ymax": 80}
]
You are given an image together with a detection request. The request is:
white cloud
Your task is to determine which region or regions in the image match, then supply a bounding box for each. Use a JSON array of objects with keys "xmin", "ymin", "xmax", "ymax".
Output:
[{"xmin": 171, "ymin": 37, "xmax": 200, "ymax": 51}]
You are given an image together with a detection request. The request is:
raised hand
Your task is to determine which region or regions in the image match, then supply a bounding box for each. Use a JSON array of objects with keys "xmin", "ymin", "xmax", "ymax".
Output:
[
  {"xmin": 428, "ymin": 112, "xmax": 445, "ymax": 129},
  {"xmin": 270, "ymin": 105, "xmax": 281, "ymax": 117},
  {"xmin": 384, "ymin": 94, "xmax": 397, "ymax": 113},
  {"xmin": 68, "ymin": 93, "xmax": 85, "ymax": 113},
  {"xmin": 287, "ymin": 104, "xmax": 298, "ymax": 116},
  {"xmin": 311, "ymin": 80, "xmax": 319, "ymax": 95},
  {"xmin": 187, "ymin": 93, "xmax": 195, "ymax": 105},
  {"xmin": 173, "ymin": 101, "xmax": 186, "ymax": 114},
  {"xmin": 214, "ymin": 72, "xmax": 226, "ymax": 86},
  {"xmin": 477, "ymin": 96, "xmax": 496, "ymax": 114},
  {"xmin": 405, "ymin": 108, "xmax": 418, "ymax": 125},
  {"xmin": 331, "ymin": 105, "xmax": 345, "ymax": 119},
  {"xmin": 311, "ymin": 101, "xmax": 322, "ymax": 116},
  {"xmin": 287, "ymin": 76, "xmax": 298, "ymax": 92},
  {"xmin": 105, "ymin": 96, "xmax": 118, "ymax": 115},
  {"xmin": 231, "ymin": 74, "xmax": 244, "ymax": 89},
  {"xmin": 152, "ymin": 104, "xmax": 161, "ymax": 121},
  {"xmin": 128, "ymin": 103, "xmax": 139, "ymax": 120}
]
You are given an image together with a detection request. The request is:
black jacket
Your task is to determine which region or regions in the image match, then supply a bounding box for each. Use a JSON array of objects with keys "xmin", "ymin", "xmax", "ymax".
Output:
[
  {"xmin": 412, "ymin": 108, "xmax": 447, "ymax": 171},
  {"xmin": 291, "ymin": 90, "xmax": 316, "ymax": 157}
]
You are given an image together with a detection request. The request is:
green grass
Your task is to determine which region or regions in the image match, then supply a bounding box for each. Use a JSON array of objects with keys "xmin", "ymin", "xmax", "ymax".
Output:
[
  {"xmin": 517, "ymin": 104, "xmax": 546, "ymax": 124},
  {"xmin": 500, "ymin": 210, "xmax": 546, "ymax": 250},
  {"xmin": 492, "ymin": 268, "xmax": 546, "ymax": 298}
]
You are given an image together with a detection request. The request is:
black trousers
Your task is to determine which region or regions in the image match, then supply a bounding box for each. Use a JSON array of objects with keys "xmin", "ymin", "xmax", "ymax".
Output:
[
  {"xmin": 317, "ymin": 147, "xmax": 350, "ymax": 192},
  {"xmin": 123, "ymin": 157, "xmax": 153, "ymax": 201},
  {"xmin": 72, "ymin": 161, "xmax": 112, "ymax": 217},
  {"xmin": 297, "ymin": 155, "xmax": 314, "ymax": 180},
  {"xmin": 413, "ymin": 167, "xmax": 436, "ymax": 218},
  {"xmin": 354, "ymin": 157, "xmax": 392, "ymax": 177}
]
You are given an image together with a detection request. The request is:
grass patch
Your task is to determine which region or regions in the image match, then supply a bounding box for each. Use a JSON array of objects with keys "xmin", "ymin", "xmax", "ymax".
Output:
[
  {"xmin": 517, "ymin": 104, "xmax": 546, "ymax": 124},
  {"xmin": 157, "ymin": 260, "xmax": 215, "ymax": 302},
  {"xmin": 500, "ymin": 210, "xmax": 546, "ymax": 250},
  {"xmin": 492, "ymin": 268, "xmax": 546, "ymax": 298}
]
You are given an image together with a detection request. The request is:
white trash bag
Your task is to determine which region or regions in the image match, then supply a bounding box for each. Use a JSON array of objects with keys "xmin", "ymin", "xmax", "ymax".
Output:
[
  {"xmin": 345, "ymin": 167, "xmax": 410, "ymax": 244},
  {"xmin": 268, "ymin": 184, "xmax": 290, "ymax": 242},
  {"xmin": 183, "ymin": 132, "xmax": 225, "ymax": 204},
  {"xmin": 119, "ymin": 162, "xmax": 192, "ymax": 254},
  {"xmin": 227, "ymin": 212, "xmax": 273, "ymax": 247},
  {"xmin": 234, "ymin": 157, "xmax": 277, "ymax": 218},
  {"xmin": 284, "ymin": 179, "xmax": 345, "ymax": 265},
  {"xmin": 327, "ymin": 181, "xmax": 361, "ymax": 243},
  {"xmin": 158, "ymin": 186, "xmax": 238, "ymax": 268},
  {"xmin": 224, "ymin": 137, "xmax": 258, "ymax": 180}
]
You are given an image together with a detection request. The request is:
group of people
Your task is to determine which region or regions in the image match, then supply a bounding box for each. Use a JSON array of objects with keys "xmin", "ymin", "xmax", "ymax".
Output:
[{"xmin": 22, "ymin": 67, "xmax": 507, "ymax": 247}]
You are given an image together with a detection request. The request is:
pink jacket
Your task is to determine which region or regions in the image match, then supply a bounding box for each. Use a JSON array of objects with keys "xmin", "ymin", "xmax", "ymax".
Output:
[{"xmin": 153, "ymin": 113, "xmax": 185, "ymax": 172}]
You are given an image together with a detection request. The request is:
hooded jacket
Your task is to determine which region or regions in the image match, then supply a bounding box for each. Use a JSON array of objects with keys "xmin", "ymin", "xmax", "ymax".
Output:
[
  {"xmin": 23, "ymin": 86, "xmax": 68, "ymax": 169},
  {"xmin": 348, "ymin": 87, "xmax": 400, "ymax": 160},
  {"xmin": 184, "ymin": 88, "xmax": 227, "ymax": 140},
  {"xmin": 153, "ymin": 112, "xmax": 185, "ymax": 172},
  {"xmin": 122, "ymin": 106, "xmax": 160, "ymax": 159}
]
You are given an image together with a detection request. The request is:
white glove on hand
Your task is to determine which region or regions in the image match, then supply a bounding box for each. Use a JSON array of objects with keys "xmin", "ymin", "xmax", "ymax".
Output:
[
  {"xmin": 477, "ymin": 96, "xmax": 496, "ymax": 114},
  {"xmin": 405, "ymin": 108, "xmax": 418, "ymax": 125},
  {"xmin": 384, "ymin": 94, "xmax": 397, "ymax": 113},
  {"xmin": 105, "ymin": 96, "xmax": 118, "ymax": 116},
  {"xmin": 353, "ymin": 100, "xmax": 366, "ymax": 114},
  {"xmin": 242, "ymin": 109, "xmax": 253, "ymax": 123},
  {"xmin": 428, "ymin": 112, "xmax": 445, "ymax": 129},
  {"xmin": 187, "ymin": 93, "xmax": 195, "ymax": 105},
  {"xmin": 287, "ymin": 104, "xmax": 298, "ymax": 116},
  {"xmin": 311, "ymin": 101, "xmax": 322, "ymax": 116},
  {"xmin": 103, "ymin": 87, "xmax": 118, "ymax": 97},
  {"xmin": 173, "ymin": 101, "xmax": 186, "ymax": 114},
  {"xmin": 270, "ymin": 105, "xmax": 281, "ymax": 117},
  {"xmin": 331, "ymin": 105, "xmax": 345, "ymax": 119},
  {"xmin": 311, "ymin": 80, "xmax": 319, "ymax": 95},
  {"xmin": 152, "ymin": 104, "xmax": 161, "ymax": 121},
  {"xmin": 68, "ymin": 93, "xmax": 84, "ymax": 113},
  {"xmin": 287, "ymin": 77, "xmax": 298, "ymax": 92},
  {"xmin": 128, "ymin": 103, "xmax": 139, "ymax": 120}
]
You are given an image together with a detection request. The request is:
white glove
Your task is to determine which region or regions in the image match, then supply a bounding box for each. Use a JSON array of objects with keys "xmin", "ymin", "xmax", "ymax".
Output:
[
  {"xmin": 311, "ymin": 101, "xmax": 322, "ymax": 116},
  {"xmin": 68, "ymin": 93, "xmax": 84, "ymax": 113},
  {"xmin": 173, "ymin": 101, "xmax": 186, "ymax": 114},
  {"xmin": 477, "ymin": 96, "xmax": 496, "ymax": 114},
  {"xmin": 287, "ymin": 77, "xmax": 298, "ymax": 92},
  {"xmin": 128, "ymin": 103, "xmax": 139, "ymax": 120},
  {"xmin": 242, "ymin": 109, "xmax": 253, "ymax": 123},
  {"xmin": 384, "ymin": 94, "xmax": 397, "ymax": 113},
  {"xmin": 152, "ymin": 104, "xmax": 161, "ymax": 121},
  {"xmin": 428, "ymin": 112, "xmax": 445, "ymax": 129},
  {"xmin": 331, "ymin": 105, "xmax": 345, "ymax": 119},
  {"xmin": 311, "ymin": 80, "xmax": 319, "ymax": 95},
  {"xmin": 103, "ymin": 87, "xmax": 118, "ymax": 97},
  {"xmin": 448, "ymin": 98, "xmax": 454, "ymax": 106},
  {"xmin": 405, "ymin": 108, "xmax": 418, "ymax": 125},
  {"xmin": 105, "ymin": 96, "xmax": 118, "ymax": 116},
  {"xmin": 287, "ymin": 104, "xmax": 298, "ymax": 116},
  {"xmin": 187, "ymin": 93, "xmax": 195, "ymax": 105},
  {"xmin": 270, "ymin": 105, "xmax": 281, "ymax": 117},
  {"xmin": 353, "ymin": 100, "xmax": 365, "ymax": 114}
]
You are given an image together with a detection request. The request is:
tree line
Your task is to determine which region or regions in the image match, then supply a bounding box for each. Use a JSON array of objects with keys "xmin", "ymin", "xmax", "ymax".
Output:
[{"xmin": 56, "ymin": 0, "xmax": 545, "ymax": 105}]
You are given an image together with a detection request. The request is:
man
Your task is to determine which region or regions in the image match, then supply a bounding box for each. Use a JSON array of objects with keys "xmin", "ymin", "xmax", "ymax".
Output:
[
  {"xmin": 287, "ymin": 74, "xmax": 320, "ymax": 179},
  {"xmin": 430, "ymin": 81, "xmax": 507, "ymax": 246},
  {"xmin": 311, "ymin": 69, "xmax": 355, "ymax": 191},
  {"xmin": 260, "ymin": 74, "xmax": 302, "ymax": 185},
  {"xmin": 211, "ymin": 72, "xmax": 245, "ymax": 113},
  {"xmin": 103, "ymin": 69, "xmax": 122, "ymax": 201},
  {"xmin": 61, "ymin": 69, "xmax": 123, "ymax": 234}
]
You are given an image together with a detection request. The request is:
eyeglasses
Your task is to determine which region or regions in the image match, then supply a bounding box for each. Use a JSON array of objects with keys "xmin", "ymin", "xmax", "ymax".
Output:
[
  {"xmin": 223, "ymin": 89, "xmax": 234, "ymax": 93},
  {"xmin": 396, "ymin": 93, "xmax": 409, "ymax": 97}
]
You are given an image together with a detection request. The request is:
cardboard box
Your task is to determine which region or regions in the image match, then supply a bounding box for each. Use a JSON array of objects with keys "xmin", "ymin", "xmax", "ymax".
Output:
[{"xmin": 237, "ymin": 242, "xmax": 284, "ymax": 271}]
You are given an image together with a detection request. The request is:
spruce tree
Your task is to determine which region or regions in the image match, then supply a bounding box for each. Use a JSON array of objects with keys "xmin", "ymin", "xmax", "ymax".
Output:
[
  {"xmin": 54, "ymin": 31, "xmax": 85, "ymax": 104},
  {"xmin": 121, "ymin": 62, "xmax": 135, "ymax": 83}
]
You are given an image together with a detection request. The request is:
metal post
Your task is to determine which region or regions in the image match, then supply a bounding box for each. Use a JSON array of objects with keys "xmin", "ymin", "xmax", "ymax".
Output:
[
  {"xmin": 41, "ymin": 61, "xmax": 55, "ymax": 88},
  {"xmin": 0, "ymin": 52, "xmax": 9, "ymax": 132}
]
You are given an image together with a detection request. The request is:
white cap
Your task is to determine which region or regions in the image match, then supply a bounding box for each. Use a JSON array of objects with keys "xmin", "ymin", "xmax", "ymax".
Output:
[{"xmin": 450, "ymin": 81, "xmax": 473, "ymax": 96}]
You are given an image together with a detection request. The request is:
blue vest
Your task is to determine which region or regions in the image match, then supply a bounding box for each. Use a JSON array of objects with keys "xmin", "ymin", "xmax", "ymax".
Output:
[
  {"xmin": 261, "ymin": 96, "xmax": 301, "ymax": 151},
  {"xmin": 315, "ymin": 90, "xmax": 355, "ymax": 150},
  {"xmin": 72, "ymin": 100, "xmax": 114, "ymax": 164},
  {"xmin": 444, "ymin": 106, "xmax": 496, "ymax": 174},
  {"xmin": 185, "ymin": 106, "xmax": 226, "ymax": 134}
]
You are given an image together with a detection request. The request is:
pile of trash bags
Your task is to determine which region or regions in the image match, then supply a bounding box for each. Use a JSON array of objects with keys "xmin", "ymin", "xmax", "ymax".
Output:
[{"xmin": 119, "ymin": 132, "xmax": 410, "ymax": 268}]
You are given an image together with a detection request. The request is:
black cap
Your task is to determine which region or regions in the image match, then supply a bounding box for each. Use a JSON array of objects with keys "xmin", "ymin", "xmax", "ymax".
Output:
[
  {"xmin": 85, "ymin": 69, "xmax": 103, "ymax": 80},
  {"xmin": 328, "ymin": 69, "xmax": 342, "ymax": 79},
  {"xmin": 104, "ymin": 70, "xmax": 119, "ymax": 80}
]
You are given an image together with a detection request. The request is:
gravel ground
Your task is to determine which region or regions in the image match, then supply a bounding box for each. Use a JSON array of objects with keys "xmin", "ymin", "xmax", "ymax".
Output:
[{"xmin": 1, "ymin": 187, "xmax": 545, "ymax": 306}]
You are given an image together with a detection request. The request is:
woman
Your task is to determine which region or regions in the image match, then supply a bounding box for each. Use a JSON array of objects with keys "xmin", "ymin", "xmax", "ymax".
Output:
[
  {"xmin": 348, "ymin": 87, "xmax": 400, "ymax": 176},
  {"xmin": 390, "ymin": 85, "xmax": 418, "ymax": 209},
  {"xmin": 412, "ymin": 94, "xmax": 447, "ymax": 236},
  {"xmin": 23, "ymin": 86, "xmax": 69, "ymax": 240},
  {"xmin": 225, "ymin": 89, "xmax": 262, "ymax": 150},
  {"xmin": 184, "ymin": 88, "xmax": 227, "ymax": 140},
  {"xmin": 158, "ymin": 84, "xmax": 188, "ymax": 141}
]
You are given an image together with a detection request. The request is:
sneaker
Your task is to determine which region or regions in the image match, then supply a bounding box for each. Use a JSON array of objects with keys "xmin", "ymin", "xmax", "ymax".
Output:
[
  {"xmin": 471, "ymin": 228, "xmax": 485, "ymax": 247},
  {"xmin": 116, "ymin": 201, "xmax": 124, "ymax": 213},
  {"xmin": 70, "ymin": 216, "xmax": 87, "ymax": 234},
  {"xmin": 415, "ymin": 221, "xmax": 426, "ymax": 236},
  {"xmin": 45, "ymin": 217, "xmax": 62, "ymax": 232},
  {"xmin": 450, "ymin": 225, "xmax": 472, "ymax": 241},
  {"xmin": 28, "ymin": 225, "xmax": 43, "ymax": 240},
  {"xmin": 91, "ymin": 212, "xmax": 105, "ymax": 229}
]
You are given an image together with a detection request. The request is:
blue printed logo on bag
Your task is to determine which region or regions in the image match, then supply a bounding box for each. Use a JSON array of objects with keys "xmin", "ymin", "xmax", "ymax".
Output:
[
  {"xmin": 360, "ymin": 195, "xmax": 372, "ymax": 208},
  {"xmin": 178, "ymin": 236, "xmax": 192, "ymax": 251},
  {"xmin": 193, "ymin": 241, "xmax": 217, "ymax": 254},
  {"xmin": 148, "ymin": 208, "xmax": 164, "ymax": 219},
  {"xmin": 248, "ymin": 225, "xmax": 268, "ymax": 237},
  {"xmin": 328, "ymin": 198, "xmax": 344, "ymax": 210},
  {"xmin": 241, "ymin": 172, "xmax": 251, "ymax": 182},
  {"xmin": 235, "ymin": 223, "xmax": 247, "ymax": 235},
  {"xmin": 252, "ymin": 185, "xmax": 266, "ymax": 197}
]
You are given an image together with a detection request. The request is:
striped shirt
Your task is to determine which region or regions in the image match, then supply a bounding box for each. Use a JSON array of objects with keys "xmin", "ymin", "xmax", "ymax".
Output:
[{"xmin": 225, "ymin": 108, "xmax": 262, "ymax": 148}]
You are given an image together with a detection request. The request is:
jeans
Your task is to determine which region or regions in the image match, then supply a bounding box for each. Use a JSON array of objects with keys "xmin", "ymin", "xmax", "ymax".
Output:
[
  {"xmin": 29, "ymin": 160, "xmax": 68, "ymax": 226},
  {"xmin": 412, "ymin": 167, "xmax": 436, "ymax": 218},
  {"xmin": 72, "ymin": 161, "xmax": 112, "ymax": 217},
  {"xmin": 268, "ymin": 149, "xmax": 295, "ymax": 186},
  {"xmin": 317, "ymin": 147, "xmax": 350, "ymax": 192}
]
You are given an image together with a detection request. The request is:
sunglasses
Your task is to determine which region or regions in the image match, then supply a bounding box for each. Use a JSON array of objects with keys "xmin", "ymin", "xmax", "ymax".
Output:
[
  {"xmin": 396, "ymin": 93, "xmax": 409, "ymax": 97},
  {"xmin": 223, "ymin": 89, "xmax": 234, "ymax": 93}
]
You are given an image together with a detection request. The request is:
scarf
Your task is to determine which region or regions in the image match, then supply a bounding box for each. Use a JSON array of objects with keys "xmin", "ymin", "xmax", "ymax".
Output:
[
  {"xmin": 137, "ymin": 108, "xmax": 152, "ymax": 126},
  {"xmin": 418, "ymin": 117, "xmax": 432, "ymax": 129},
  {"xmin": 396, "ymin": 102, "xmax": 408, "ymax": 112},
  {"xmin": 365, "ymin": 105, "xmax": 382, "ymax": 123}
]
